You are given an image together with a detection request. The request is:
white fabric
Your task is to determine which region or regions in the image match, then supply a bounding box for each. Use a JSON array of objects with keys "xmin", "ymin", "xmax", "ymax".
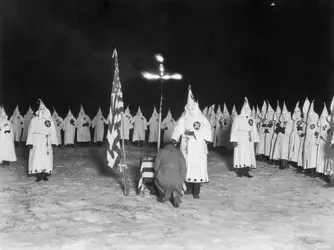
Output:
[
  {"xmin": 27, "ymin": 110, "xmax": 58, "ymax": 174},
  {"xmin": 148, "ymin": 108, "xmax": 159, "ymax": 143},
  {"xmin": 92, "ymin": 112, "xmax": 107, "ymax": 142},
  {"xmin": 0, "ymin": 118, "xmax": 17, "ymax": 162},
  {"xmin": 303, "ymin": 103, "xmax": 319, "ymax": 170},
  {"xmin": 21, "ymin": 108, "xmax": 34, "ymax": 142},
  {"xmin": 119, "ymin": 107, "xmax": 132, "ymax": 140},
  {"xmin": 230, "ymin": 115, "xmax": 260, "ymax": 169},
  {"xmin": 131, "ymin": 108, "xmax": 147, "ymax": 142},
  {"xmin": 162, "ymin": 110, "xmax": 175, "ymax": 144},
  {"xmin": 63, "ymin": 110, "xmax": 77, "ymax": 145},
  {"xmin": 52, "ymin": 111, "xmax": 64, "ymax": 145},
  {"xmin": 172, "ymin": 112, "xmax": 212, "ymax": 183},
  {"xmin": 76, "ymin": 110, "xmax": 91, "ymax": 142},
  {"xmin": 9, "ymin": 108, "xmax": 24, "ymax": 142}
]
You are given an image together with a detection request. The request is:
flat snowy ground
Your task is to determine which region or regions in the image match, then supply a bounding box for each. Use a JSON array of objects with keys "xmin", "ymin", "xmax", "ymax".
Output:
[{"xmin": 1, "ymin": 145, "xmax": 334, "ymax": 250}]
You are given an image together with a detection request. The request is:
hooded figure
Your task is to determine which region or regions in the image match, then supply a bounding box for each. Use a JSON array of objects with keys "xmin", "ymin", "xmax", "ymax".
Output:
[
  {"xmin": 148, "ymin": 107, "xmax": 159, "ymax": 145},
  {"xmin": 26, "ymin": 100, "xmax": 58, "ymax": 182},
  {"xmin": 271, "ymin": 102, "xmax": 293, "ymax": 169},
  {"xmin": 52, "ymin": 108, "xmax": 64, "ymax": 146},
  {"xmin": 21, "ymin": 106, "xmax": 35, "ymax": 142},
  {"xmin": 250, "ymin": 106, "xmax": 256, "ymax": 119},
  {"xmin": 303, "ymin": 101, "xmax": 319, "ymax": 176},
  {"xmin": 76, "ymin": 105, "xmax": 91, "ymax": 143},
  {"xmin": 202, "ymin": 106, "xmax": 208, "ymax": 117},
  {"xmin": 269, "ymin": 101, "xmax": 282, "ymax": 164},
  {"xmin": 255, "ymin": 101, "xmax": 267, "ymax": 160},
  {"xmin": 316, "ymin": 103, "xmax": 330, "ymax": 175},
  {"xmin": 9, "ymin": 105, "xmax": 24, "ymax": 144},
  {"xmin": 230, "ymin": 97, "xmax": 260, "ymax": 178},
  {"xmin": 153, "ymin": 143, "xmax": 187, "ymax": 208},
  {"xmin": 119, "ymin": 106, "xmax": 133, "ymax": 142},
  {"xmin": 207, "ymin": 105, "xmax": 216, "ymax": 142},
  {"xmin": 63, "ymin": 108, "xmax": 77, "ymax": 147},
  {"xmin": 288, "ymin": 101, "xmax": 303, "ymax": 165},
  {"xmin": 0, "ymin": 106, "xmax": 17, "ymax": 165},
  {"xmin": 220, "ymin": 103, "xmax": 231, "ymax": 148},
  {"xmin": 213, "ymin": 105, "xmax": 222, "ymax": 147},
  {"xmin": 226, "ymin": 105, "xmax": 238, "ymax": 150},
  {"xmin": 131, "ymin": 106, "xmax": 148, "ymax": 146},
  {"xmin": 264, "ymin": 101, "xmax": 275, "ymax": 159},
  {"xmin": 171, "ymin": 86, "xmax": 212, "ymax": 199},
  {"xmin": 324, "ymin": 96, "xmax": 334, "ymax": 187},
  {"xmin": 296, "ymin": 98, "xmax": 310, "ymax": 172},
  {"xmin": 162, "ymin": 109, "xmax": 176, "ymax": 144},
  {"xmin": 91, "ymin": 106, "xmax": 107, "ymax": 144}
]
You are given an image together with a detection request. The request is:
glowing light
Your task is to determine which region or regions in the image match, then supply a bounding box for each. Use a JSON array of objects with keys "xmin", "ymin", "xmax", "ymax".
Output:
[
  {"xmin": 155, "ymin": 54, "xmax": 164, "ymax": 63},
  {"xmin": 271, "ymin": 1, "xmax": 275, "ymax": 6},
  {"xmin": 162, "ymin": 73, "xmax": 182, "ymax": 80},
  {"xmin": 141, "ymin": 72, "xmax": 160, "ymax": 80}
]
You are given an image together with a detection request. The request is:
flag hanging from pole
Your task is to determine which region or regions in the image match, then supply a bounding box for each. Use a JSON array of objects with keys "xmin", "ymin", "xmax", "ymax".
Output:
[{"xmin": 107, "ymin": 49, "xmax": 124, "ymax": 169}]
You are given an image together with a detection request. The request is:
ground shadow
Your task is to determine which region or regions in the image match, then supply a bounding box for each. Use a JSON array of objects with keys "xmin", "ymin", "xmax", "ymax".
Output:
[
  {"xmin": 211, "ymin": 147, "xmax": 235, "ymax": 172},
  {"xmin": 89, "ymin": 147, "xmax": 125, "ymax": 193},
  {"xmin": 15, "ymin": 146, "xmax": 30, "ymax": 177}
]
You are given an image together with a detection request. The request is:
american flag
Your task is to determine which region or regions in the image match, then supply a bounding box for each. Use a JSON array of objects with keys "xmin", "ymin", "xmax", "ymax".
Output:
[{"xmin": 107, "ymin": 49, "xmax": 124, "ymax": 169}]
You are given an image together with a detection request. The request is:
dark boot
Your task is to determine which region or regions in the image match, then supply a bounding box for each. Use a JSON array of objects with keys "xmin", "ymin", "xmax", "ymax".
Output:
[
  {"xmin": 296, "ymin": 166, "xmax": 303, "ymax": 173},
  {"xmin": 243, "ymin": 167, "xmax": 253, "ymax": 178},
  {"xmin": 279, "ymin": 160, "xmax": 285, "ymax": 169},
  {"xmin": 193, "ymin": 183, "xmax": 200, "ymax": 199},
  {"xmin": 42, "ymin": 173, "xmax": 49, "ymax": 181},
  {"xmin": 236, "ymin": 168, "xmax": 243, "ymax": 177},
  {"xmin": 185, "ymin": 182, "xmax": 193, "ymax": 195},
  {"xmin": 35, "ymin": 174, "xmax": 43, "ymax": 182},
  {"xmin": 172, "ymin": 191, "xmax": 181, "ymax": 208},
  {"xmin": 310, "ymin": 169, "xmax": 317, "ymax": 178}
]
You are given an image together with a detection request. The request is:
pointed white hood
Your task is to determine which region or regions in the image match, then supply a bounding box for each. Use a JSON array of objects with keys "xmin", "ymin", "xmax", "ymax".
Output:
[
  {"xmin": 240, "ymin": 97, "xmax": 251, "ymax": 117},
  {"xmin": 36, "ymin": 99, "xmax": 51, "ymax": 119},
  {"xmin": 302, "ymin": 98, "xmax": 310, "ymax": 122},
  {"xmin": 202, "ymin": 106, "xmax": 208, "ymax": 116},
  {"xmin": 96, "ymin": 106, "xmax": 103, "ymax": 116},
  {"xmin": 261, "ymin": 101, "xmax": 267, "ymax": 118},
  {"xmin": 231, "ymin": 105, "xmax": 238, "ymax": 119},
  {"xmin": 125, "ymin": 105, "xmax": 131, "ymax": 115},
  {"xmin": 216, "ymin": 105, "xmax": 222, "ymax": 118},
  {"xmin": 266, "ymin": 101, "xmax": 274, "ymax": 120},
  {"xmin": 137, "ymin": 106, "xmax": 142, "ymax": 116},
  {"xmin": 292, "ymin": 101, "xmax": 301, "ymax": 121},
  {"xmin": 78, "ymin": 105, "xmax": 85, "ymax": 117},
  {"xmin": 184, "ymin": 85, "xmax": 201, "ymax": 116},
  {"xmin": 0, "ymin": 105, "xmax": 8, "ymax": 120},
  {"xmin": 318, "ymin": 103, "xmax": 329, "ymax": 127},
  {"xmin": 328, "ymin": 96, "xmax": 334, "ymax": 123},
  {"xmin": 307, "ymin": 101, "xmax": 319, "ymax": 124},
  {"xmin": 223, "ymin": 103, "xmax": 230, "ymax": 117},
  {"xmin": 152, "ymin": 106, "xmax": 158, "ymax": 116}
]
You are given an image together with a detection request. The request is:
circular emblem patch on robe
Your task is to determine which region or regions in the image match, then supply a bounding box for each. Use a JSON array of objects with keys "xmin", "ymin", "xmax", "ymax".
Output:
[
  {"xmin": 83, "ymin": 117, "xmax": 86, "ymax": 120},
  {"xmin": 297, "ymin": 121, "xmax": 302, "ymax": 126},
  {"xmin": 268, "ymin": 121, "xmax": 273, "ymax": 128},
  {"xmin": 44, "ymin": 120, "xmax": 51, "ymax": 128},
  {"xmin": 193, "ymin": 121, "xmax": 201, "ymax": 130},
  {"xmin": 310, "ymin": 124, "xmax": 315, "ymax": 129},
  {"xmin": 224, "ymin": 119, "xmax": 228, "ymax": 126},
  {"xmin": 17, "ymin": 116, "xmax": 20, "ymax": 119},
  {"xmin": 323, "ymin": 125, "xmax": 327, "ymax": 130},
  {"xmin": 248, "ymin": 119, "xmax": 253, "ymax": 126},
  {"xmin": 101, "ymin": 117, "xmax": 104, "ymax": 121}
]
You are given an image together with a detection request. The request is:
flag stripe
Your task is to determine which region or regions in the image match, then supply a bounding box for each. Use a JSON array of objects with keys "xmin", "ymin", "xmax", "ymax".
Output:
[{"xmin": 107, "ymin": 50, "xmax": 124, "ymax": 169}]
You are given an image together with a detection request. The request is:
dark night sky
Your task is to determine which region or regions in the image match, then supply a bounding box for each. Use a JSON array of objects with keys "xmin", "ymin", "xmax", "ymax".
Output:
[{"xmin": 0, "ymin": 0, "xmax": 332, "ymax": 119}]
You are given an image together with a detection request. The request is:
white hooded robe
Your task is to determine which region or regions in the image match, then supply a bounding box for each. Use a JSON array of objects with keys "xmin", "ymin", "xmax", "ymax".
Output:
[
  {"xmin": 21, "ymin": 107, "xmax": 35, "ymax": 142},
  {"xmin": 76, "ymin": 106, "xmax": 91, "ymax": 142},
  {"xmin": 52, "ymin": 109, "xmax": 64, "ymax": 145},
  {"xmin": 9, "ymin": 106, "xmax": 24, "ymax": 142},
  {"xmin": 0, "ymin": 106, "xmax": 17, "ymax": 162},
  {"xmin": 131, "ymin": 107, "xmax": 147, "ymax": 142},
  {"xmin": 172, "ymin": 86, "xmax": 212, "ymax": 183},
  {"xmin": 230, "ymin": 97, "xmax": 260, "ymax": 169},
  {"xmin": 63, "ymin": 110, "xmax": 77, "ymax": 145},
  {"xmin": 162, "ymin": 110, "xmax": 175, "ymax": 144},
  {"xmin": 92, "ymin": 107, "xmax": 107, "ymax": 142},
  {"xmin": 148, "ymin": 107, "xmax": 159, "ymax": 143},
  {"xmin": 27, "ymin": 100, "xmax": 58, "ymax": 174}
]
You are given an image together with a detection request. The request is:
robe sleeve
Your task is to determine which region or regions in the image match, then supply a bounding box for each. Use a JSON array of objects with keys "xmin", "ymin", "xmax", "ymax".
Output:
[
  {"xmin": 171, "ymin": 117, "xmax": 185, "ymax": 142},
  {"xmin": 143, "ymin": 117, "xmax": 148, "ymax": 130},
  {"xmin": 180, "ymin": 152, "xmax": 187, "ymax": 180},
  {"xmin": 59, "ymin": 118, "xmax": 64, "ymax": 130},
  {"xmin": 230, "ymin": 116, "xmax": 239, "ymax": 142},
  {"xmin": 252, "ymin": 120, "xmax": 260, "ymax": 143},
  {"xmin": 26, "ymin": 118, "xmax": 35, "ymax": 145},
  {"xmin": 285, "ymin": 121, "xmax": 293, "ymax": 136},
  {"xmin": 202, "ymin": 118, "xmax": 213, "ymax": 142}
]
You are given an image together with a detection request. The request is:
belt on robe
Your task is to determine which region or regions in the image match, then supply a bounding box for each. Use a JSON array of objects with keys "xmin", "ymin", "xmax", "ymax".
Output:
[{"xmin": 33, "ymin": 133, "xmax": 51, "ymax": 155}]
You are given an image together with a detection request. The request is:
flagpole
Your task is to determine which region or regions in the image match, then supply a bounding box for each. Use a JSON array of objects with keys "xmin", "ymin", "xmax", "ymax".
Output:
[
  {"xmin": 157, "ymin": 78, "xmax": 163, "ymax": 150},
  {"xmin": 121, "ymin": 113, "xmax": 126, "ymax": 162}
]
